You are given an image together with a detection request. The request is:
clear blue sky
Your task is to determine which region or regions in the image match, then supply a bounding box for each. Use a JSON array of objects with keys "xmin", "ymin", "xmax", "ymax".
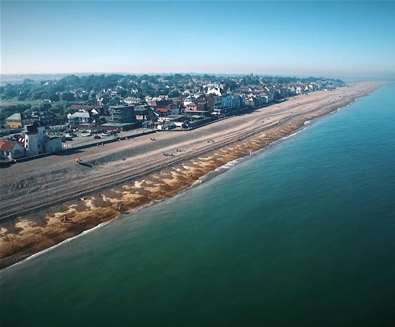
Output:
[{"xmin": 1, "ymin": 1, "xmax": 395, "ymax": 79}]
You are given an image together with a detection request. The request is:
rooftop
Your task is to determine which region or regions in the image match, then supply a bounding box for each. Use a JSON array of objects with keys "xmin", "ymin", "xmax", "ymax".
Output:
[
  {"xmin": 6, "ymin": 113, "xmax": 22, "ymax": 121},
  {"xmin": 68, "ymin": 111, "xmax": 90, "ymax": 119},
  {"xmin": 0, "ymin": 139, "xmax": 20, "ymax": 151}
]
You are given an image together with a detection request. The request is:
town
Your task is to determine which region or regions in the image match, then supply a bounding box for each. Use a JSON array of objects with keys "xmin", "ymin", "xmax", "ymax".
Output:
[{"xmin": 0, "ymin": 74, "xmax": 344, "ymax": 164}]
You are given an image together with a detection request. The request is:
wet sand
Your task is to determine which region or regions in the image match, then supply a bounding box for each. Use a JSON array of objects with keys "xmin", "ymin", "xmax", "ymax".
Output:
[{"xmin": 0, "ymin": 81, "xmax": 381, "ymax": 269}]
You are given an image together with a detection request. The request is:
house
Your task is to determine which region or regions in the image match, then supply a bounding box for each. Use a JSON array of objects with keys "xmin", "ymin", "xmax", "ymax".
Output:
[
  {"xmin": 124, "ymin": 97, "xmax": 143, "ymax": 105},
  {"xmin": 194, "ymin": 94, "xmax": 207, "ymax": 111},
  {"xmin": 167, "ymin": 103, "xmax": 180, "ymax": 115},
  {"xmin": 212, "ymin": 94, "xmax": 243, "ymax": 116},
  {"xmin": 253, "ymin": 94, "xmax": 269, "ymax": 107},
  {"xmin": 241, "ymin": 94, "xmax": 258, "ymax": 107},
  {"xmin": 67, "ymin": 110, "xmax": 91, "ymax": 126},
  {"xmin": 224, "ymin": 94, "xmax": 241, "ymax": 109},
  {"xmin": 184, "ymin": 101, "xmax": 198, "ymax": 112},
  {"xmin": 206, "ymin": 94, "xmax": 220, "ymax": 112},
  {"xmin": 205, "ymin": 84, "xmax": 222, "ymax": 96},
  {"xmin": 184, "ymin": 94, "xmax": 208, "ymax": 114},
  {"xmin": 69, "ymin": 103, "xmax": 84, "ymax": 111},
  {"xmin": 6, "ymin": 113, "xmax": 23, "ymax": 129},
  {"xmin": 213, "ymin": 94, "xmax": 242, "ymax": 116},
  {"xmin": 135, "ymin": 105, "xmax": 156, "ymax": 122},
  {"xmin": 146, "ymin": 96, "xmax": 169, "ymax": 109},
  {"xmin": 134, "ymin": 105, "xmax": 156, "ymax": 128},
  {"xmin": 0, "ymin": 139, "xmax": 25, "ymax": 160}
]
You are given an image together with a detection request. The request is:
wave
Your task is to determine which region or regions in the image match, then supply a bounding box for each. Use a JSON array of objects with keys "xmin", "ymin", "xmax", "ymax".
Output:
[
  {"xmin": 214, "ymin": 158, "xmax": 242, "ymax": 172},
  {"xmin": 278, "ymin": 129, "xmax": 303, "ymax": 141}
]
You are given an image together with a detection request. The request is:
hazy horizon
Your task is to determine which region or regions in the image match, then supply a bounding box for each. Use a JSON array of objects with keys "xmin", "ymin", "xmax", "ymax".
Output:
[
  {"xmin": 1, "ymin": 1, "xmax": 395, "ymax": 80},
  {"xmin": 0, "ymin": 72, "xmax": 389, "ymax": 85}
]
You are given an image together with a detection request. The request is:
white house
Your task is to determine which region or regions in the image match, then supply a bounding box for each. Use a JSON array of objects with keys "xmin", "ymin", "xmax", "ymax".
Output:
[{"xmin": 67, "ymin": 110, "xmax": 91, "ymax": 126}]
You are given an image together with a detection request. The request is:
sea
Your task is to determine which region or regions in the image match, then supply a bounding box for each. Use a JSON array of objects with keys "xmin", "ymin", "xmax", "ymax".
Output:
[{"xmin": 1, "ymin": 83, "xmax": 395, "ymax": 326}]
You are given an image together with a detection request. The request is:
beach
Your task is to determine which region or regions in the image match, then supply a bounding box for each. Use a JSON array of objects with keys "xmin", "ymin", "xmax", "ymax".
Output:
[{"xmin": 0, "ymin": 81, "xmax": 380, "ymax": 269}]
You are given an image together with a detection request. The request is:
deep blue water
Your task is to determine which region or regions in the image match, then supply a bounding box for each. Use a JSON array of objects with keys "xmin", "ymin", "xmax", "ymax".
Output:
[{"xmin": 1, "ymin": 84, "xmax": 395, "ymax": 326}]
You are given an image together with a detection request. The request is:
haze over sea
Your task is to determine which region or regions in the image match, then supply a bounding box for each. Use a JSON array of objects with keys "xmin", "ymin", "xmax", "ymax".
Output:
[{"xmin": 1, "ymin": 83, "xmax": 395, "ymax": 326}]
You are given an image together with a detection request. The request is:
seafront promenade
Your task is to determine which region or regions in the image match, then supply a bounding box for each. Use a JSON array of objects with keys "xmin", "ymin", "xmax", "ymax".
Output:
[{"xmin": 0, "ymin": 81, "xmax": 380, "ymax": 268}]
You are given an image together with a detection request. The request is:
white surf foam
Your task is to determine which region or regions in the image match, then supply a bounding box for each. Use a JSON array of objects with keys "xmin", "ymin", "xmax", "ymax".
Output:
[{"xmin": 2, "ymin": 219, "xmax": 115, "ymax": 272}]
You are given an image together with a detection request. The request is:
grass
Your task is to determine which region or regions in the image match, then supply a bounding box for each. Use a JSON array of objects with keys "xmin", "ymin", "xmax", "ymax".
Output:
[{"xmin": 0, "ymin": 99, "xmax": 42, "ymax": 107}]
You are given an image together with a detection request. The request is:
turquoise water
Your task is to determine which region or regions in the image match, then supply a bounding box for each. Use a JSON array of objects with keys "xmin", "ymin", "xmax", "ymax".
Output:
[{"xmin": 1, "ymin": 84, "xmax": 395, "ymax": 326}]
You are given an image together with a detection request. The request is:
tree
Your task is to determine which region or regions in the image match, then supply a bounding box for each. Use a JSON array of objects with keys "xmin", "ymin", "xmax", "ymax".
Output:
[
  {"xmin": 168, "ymin": 89, "xmax": 180, "ymax": 98},
  {"xmin": 3, "ymin": 85, "xmax": 18, "ymax": 98},
  {"xmin": 109, "ymin": 96, "xmax": 121, "ymax": 106},
  {"xmin": 17, "ymin": 93, "xmax": 29, "ymax": 101},
  {"xmin": 61, "ymin": 91, "xmax": 75, "ymax": 102},
  {"xmin": 117, "ymin": 88, "xmax": 128, "ymax": 98},
  {"xmin": 50, "ymin": 102, "xmax": 66, "ymax": 117},
  {"xmin": 49, "ymin": 93, "xmax": 60, "ymax": 102},
  {"xmin": 0, "ymin": 104, "xmax": 31, "ymax": 125},
  {"xmin": 158, "ymin": 88, "xmax": 169, "ymax": 96},
  {"xmin": 40, "ymin": 102, "xmax": 52, "ymax": 111}
]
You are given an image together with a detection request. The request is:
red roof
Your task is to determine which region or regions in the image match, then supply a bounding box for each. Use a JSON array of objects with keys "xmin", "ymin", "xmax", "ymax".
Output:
[
  {"xmin": 69, "ymin": 104, "xmax": 83, "ymax": 110},
  {"xmin": 0, "ymin": 140, "xmax": 19, "ymax": 152},
  {"xmin": 156, "ymin": 108, "xmax": 170, "ymax": 113}
]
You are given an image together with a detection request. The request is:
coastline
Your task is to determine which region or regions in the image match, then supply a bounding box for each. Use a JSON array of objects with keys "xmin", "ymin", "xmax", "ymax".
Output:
[{"xmin": 0, "ymin": 82, "xmax": 381, "ymax": 269}]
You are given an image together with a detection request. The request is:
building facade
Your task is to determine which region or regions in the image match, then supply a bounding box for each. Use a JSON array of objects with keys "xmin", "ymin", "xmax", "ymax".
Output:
[{"xmin": 109, "ymin": 105, "xmax": 136, "ymax": 123}]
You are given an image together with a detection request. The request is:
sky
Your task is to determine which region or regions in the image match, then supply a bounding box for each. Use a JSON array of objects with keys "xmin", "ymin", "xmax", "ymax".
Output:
[{"xmin": 1, "ymin": 0, "xmax": 395, "ymax": 79}]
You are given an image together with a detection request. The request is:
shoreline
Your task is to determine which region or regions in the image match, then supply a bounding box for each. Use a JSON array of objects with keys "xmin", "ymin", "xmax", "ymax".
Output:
[{"xmin": 0, "ymin": 82, "xmax": 381, "ymax": 269}]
